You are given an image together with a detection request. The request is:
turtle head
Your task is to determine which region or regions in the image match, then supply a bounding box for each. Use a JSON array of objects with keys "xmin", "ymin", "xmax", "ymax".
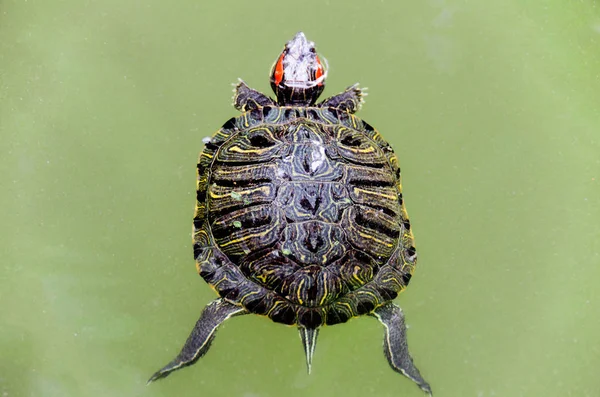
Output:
[{"xmin": 270, "ymin": 32, "xmax": 327, "ymax": 106}]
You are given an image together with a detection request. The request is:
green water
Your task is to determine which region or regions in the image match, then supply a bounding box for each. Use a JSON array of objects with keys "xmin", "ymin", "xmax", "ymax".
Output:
[{"xmin": 2, "ymin": 1, "xmax": 600, "ymax": 396}]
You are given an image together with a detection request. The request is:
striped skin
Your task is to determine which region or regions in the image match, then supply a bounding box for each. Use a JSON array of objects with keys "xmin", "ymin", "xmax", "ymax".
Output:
[{"xmin": 193, "ymin": 106, "xmax": 416, "ymax": 329}]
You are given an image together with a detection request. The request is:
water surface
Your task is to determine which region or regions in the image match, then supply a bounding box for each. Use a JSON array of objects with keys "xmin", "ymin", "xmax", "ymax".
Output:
[{"xmin": 2, "ymin": 1, "xmax": 599, "ymax": 396}]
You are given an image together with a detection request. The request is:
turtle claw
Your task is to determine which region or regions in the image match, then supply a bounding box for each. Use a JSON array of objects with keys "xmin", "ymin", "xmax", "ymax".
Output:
[
  {"xmin": 318, "ymin": 83, "xmax": 365, "ymax": 113},
  {"xmin": 232, "ymin": 80, "xmax": 276, "ymax": 112}
]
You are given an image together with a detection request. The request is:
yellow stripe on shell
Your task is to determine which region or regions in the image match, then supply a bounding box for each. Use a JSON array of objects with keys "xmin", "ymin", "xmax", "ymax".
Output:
[
  {"xmin": 208, "ymin": 185, "xmax": 271, "ymax": 200},
  {"xmin": 319, "ymin": 272, "xmax": 329, "ymax": 306},
  {"xmin": 356, "ymin": 230, "xmax": 395, "ymax": 248},
  {"xmin": 296, "ymin": 278, "xmax": 305, "ymax": 305},
  {"xmin": 352, "ymin": 187, "xmax": 397, "ymax": 201},
  {"xmin": 218, "ymin": 228, "xmax": 276, "ymax": 248}
]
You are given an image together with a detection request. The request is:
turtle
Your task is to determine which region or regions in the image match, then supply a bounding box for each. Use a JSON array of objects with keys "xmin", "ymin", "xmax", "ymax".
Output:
[{"xmin": 148, "ymin": 32, "xmax": 431, "ymax": 395}]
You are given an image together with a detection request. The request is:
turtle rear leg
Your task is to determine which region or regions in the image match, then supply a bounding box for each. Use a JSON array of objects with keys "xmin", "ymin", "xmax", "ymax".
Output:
[
  {"xmin": 233, "ymin": 80, "xmax": 277, "ymax": 112},
  {"xmin": 148, "ymin": 298, "xmax": 247, "ymax": 383},
  {"xmin": 318, "ymin": 83, "xmax": 365, "ymax": 113},
  {"xmin": 370, "ymin": 303, "xmax": 432, "ymax": 396}
]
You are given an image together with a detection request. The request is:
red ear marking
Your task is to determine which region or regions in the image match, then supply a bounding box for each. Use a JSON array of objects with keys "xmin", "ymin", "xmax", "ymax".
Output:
[
  {"xmin": 315, "ymin": 56, "xmax": 324, "ymax": 85},
  {"xmin": 274, "ymin": 53, "xmax": 285, "ymax": 86}
]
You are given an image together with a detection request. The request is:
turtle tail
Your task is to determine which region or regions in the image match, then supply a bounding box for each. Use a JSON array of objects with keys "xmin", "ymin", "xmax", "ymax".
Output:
[{"xmin": 298, "ymin": 327, "xmax": 319, "ymax": 374}]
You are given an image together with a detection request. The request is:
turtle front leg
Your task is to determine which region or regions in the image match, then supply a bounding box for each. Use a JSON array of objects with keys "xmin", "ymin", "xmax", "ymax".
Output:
[
  {"xmin": 148, "ymin": 298, "xmax": 247, "ymax": 383},
  {"xmin": 233, "ymin": 79, "xmax": 277, "ymax": 112},
  {"xmin": 318, "ymin": 83, "xmax": 365, "ymax": 114},
  {"xmin": 370, "ymin": 303, "xmax": 432, "ymax": 396}
]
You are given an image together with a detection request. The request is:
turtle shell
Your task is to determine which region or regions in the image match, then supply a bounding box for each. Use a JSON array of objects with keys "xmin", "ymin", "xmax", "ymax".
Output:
[{"xmin": 193, "ymin": 105, "xmax": 416, "ymax": 330}]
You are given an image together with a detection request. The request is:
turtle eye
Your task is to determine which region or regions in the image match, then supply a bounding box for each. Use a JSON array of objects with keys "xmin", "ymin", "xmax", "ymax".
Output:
[{"xmin": 273, "ymin": 53, "xmax": 285, "ymax": 86}]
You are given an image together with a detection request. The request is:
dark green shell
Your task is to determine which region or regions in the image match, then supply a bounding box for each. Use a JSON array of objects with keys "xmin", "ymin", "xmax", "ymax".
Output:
[{"xmin": 193, "ymin": 106, "xmax": 416, "ymax": 329}]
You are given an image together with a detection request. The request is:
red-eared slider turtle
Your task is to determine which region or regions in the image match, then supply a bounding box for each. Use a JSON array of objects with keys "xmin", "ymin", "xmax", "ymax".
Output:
[{"xmin": 149, "ymin": 32, "xmax": 431, "ymax": 395}]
